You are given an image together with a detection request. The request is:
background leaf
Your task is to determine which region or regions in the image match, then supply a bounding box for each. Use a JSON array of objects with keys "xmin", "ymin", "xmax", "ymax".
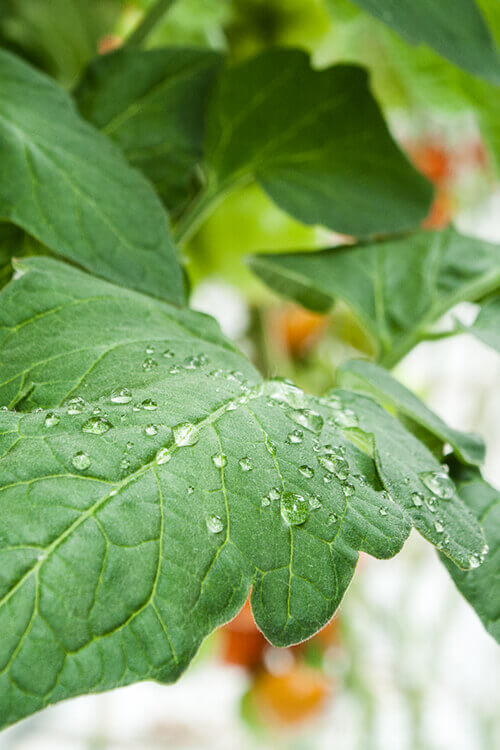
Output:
[
  {"xmin": 0, "ymin": 48, "xmax": 184, "ymax": 305},
  {"xmin": 468, "ymin": 295, "xmax": 500, "ymax": 354},
  {"xmin": 75, "ymin": 47, "xmax": 223, "ymax": 219},
  {"xmin": 248, "ymin": 227, "xmax": 500, "ymax": 366}
]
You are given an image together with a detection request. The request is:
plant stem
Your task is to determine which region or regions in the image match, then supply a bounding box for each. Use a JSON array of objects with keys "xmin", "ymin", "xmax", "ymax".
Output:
[{"xmin": 125, "ymin": 0, "xmax": 177, "ymax": 48}]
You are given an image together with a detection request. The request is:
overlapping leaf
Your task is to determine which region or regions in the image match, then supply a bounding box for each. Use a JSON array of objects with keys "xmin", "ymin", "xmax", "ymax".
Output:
[
  {"xmin": 75, "ymin": 47, "xmax": 223, "ymax": 218},
  {"xmin": 0, "ymin": 257, "xmax": 485, "ymax": 728},
  {"xmin": 0, "ymin": 49, "xmax": 183, "ymax": 305},
  {"xmin": 468, "ymin": 295, "xmax": 500, "ymax": 354},
  {"xmin": 347, "ymin": 0, "xmax": 500, "ymax": 82},
  {"xmin": 249, "ymin": 227, "xmax": 500, "ymax": 366},
  {"xmin": 440, "ymin": 459, "xmax": 500, "ymax": 643}
]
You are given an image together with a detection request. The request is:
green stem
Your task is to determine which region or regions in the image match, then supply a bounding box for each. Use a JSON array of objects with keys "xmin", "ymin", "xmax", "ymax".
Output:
[{"xmin": 125, "ymin": 0, "xmax": 177, "ymax": 48}]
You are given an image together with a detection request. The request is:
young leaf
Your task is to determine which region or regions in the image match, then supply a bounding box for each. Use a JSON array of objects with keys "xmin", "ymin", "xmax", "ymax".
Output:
[
  {"xmin": 336, "ymin": 359, "xmax": 485, "ymax": 465},
  {"xmin": 347, "ymin": 0, "xmax": 500, "ymax": 83},
  {"xmin": 439, "ymin": 460, "xmax": 499, "ymax": 643},
  {"xmin": 248, "ymin": 226, "xmax": 500, "ymax": 366},
  {"xmin": 468, "ymin": 295, "xmax": 500, "ymax": 354},
  {"xmin": 0, "ymin": 48, "xmax": 183, "ymax": 305},
  {"xmin": 75, "ymin": 47, "xmax": 223, "ymax": 218},
  {"xmin": 0, "ymin": 257, "xmax": 417, "ymax": 728},
  {"xmin": 201, "ymin": 48, "xmax": 432, "ymax": 238}
]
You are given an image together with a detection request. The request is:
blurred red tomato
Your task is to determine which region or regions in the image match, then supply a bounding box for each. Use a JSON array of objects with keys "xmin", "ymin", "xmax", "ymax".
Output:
[
  {"xmin": 269, "ymin": 305, "xmax": 328, "ymax": 358},
  {"xmin": 220, "ymin": 599, "xmax": 267, "ymax": 668},
  {"xmin": 251, "ymin": 664, "xmax": 330, "ymax": 726}
]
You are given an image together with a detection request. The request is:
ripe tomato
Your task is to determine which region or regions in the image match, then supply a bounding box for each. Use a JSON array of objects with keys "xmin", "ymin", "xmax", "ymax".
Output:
[{"xmin": 252, "ymin": 664, "xmax": 330, "ymax": 726}]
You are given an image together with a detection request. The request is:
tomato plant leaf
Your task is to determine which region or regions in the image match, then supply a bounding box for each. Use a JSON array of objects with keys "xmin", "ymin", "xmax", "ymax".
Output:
[
  {"xmin": 0, "ymin": 257, "xmax": 485, "ymax": 728},
  {"xmin": 201, "ymin": 48, "xmax": 432, "ymax": 238},
  {"xmin": 75, "ymin": 47, "xmax": 223, "ymax": 218},
  {"xmin": 347, "ymin": 0, "xmax": 500, "ymax": 83},
  {"xmin": 468, "ymin": 295, "xmax": 500, "ymax": 354},
  {"xmin": 248, "ymin": 227, "xmax": 500, "ymax": 366},
  {"xmin": 0, "ymin": 48, "xmax": 183, "ymax": 306},
  {"xmin": 440, "ymin": 459, "xmax": 499, "ymax": 643},
  {"xmin": 336, "ymin": 359, "xmax": 485, "ymax": 465}
]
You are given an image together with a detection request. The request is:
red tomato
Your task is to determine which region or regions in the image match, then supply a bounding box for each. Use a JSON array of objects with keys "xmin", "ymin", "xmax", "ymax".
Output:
[
  {"xmin": 269, "ymin": 305, "xmax": 328, "ymax": 358},
  {"xmin": 220, "ymin": 598, "xmax": 266, "ymax": 668},
  {"xmin": 252, "ymin": 664, "xmax": 330, "ymax": 726}
]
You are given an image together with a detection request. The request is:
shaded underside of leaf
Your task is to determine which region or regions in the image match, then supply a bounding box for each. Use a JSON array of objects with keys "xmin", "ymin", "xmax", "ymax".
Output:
[
  {"xmin": 248, "ymin": 226, "xmax": 500, "ymax": 365},
  {"xmin": 75, "ymin": 47, "xmax": 223, "ymax": 218},
  {"xmin": 468, "ymin": 295, "xmax": 500, "ymax": 353},
  {"xmin": 204, "ymin": 48, "xmax": 433, "ymax": 237},
  {"xmin": 0, "ymin": 48, "xmax": 183, "ymax": 305}
]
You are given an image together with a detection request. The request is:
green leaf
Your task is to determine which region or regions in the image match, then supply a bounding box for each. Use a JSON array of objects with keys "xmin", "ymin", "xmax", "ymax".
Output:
[
  {"xmin": 202, "ymin": 48, "xmax": 432, "ymax": 238},
  {"xmin": 336, "ymin": 359, "xmax": 485, "ymax": 465},
  {"xmin": 75, "ymin": 47, "xmax": 223, "ymax": 218},
  {"xmin": 348, "ymin": 0, "xmax": 500, "ymax": 83},
  {"xmin": 0, "ymin": 48, "xmax": 184, "ymax": 306},
  {"xmin": 440, "ymin": 460, "xmax": 499, "ymax": 643},
  {"xmin": 0, "ymin": 256, "xmax": 484, "ymax": 728},
  {"xmin": 248, "ymin": 226, "xmax": 500, "ymax": 366},
  {"xmin": 468, "ymin": 295, "xmax": 500, "ymax": 353}
]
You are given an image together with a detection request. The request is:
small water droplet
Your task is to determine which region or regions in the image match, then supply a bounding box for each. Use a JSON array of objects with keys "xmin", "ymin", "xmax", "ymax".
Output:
[
  {"xmin": 289, "ymin": 408, "xmax": 324, "ymax": 434},
  {"xmin": 309, "ymin": 495, "xmax": 322, "ymax": 510},
  {"xmin": 187, "ymin": 485, "xmax": 194, "ymax": 494},
  {"xmin": 379, "ymin": 507, "xmax": 388, "ymax": 516},
  {"xmin": 156, "ymin": 447, "xmax": 171, "ymax": 465},
  {"xmin": 82, "ymin": 416, "xmax": 113, "ymax": 435},
  {"xmin": 281, "ymin": 491, "xmax": 309, "ymax": 526},
  {"xmin": 434, "ymin": 520, "xmax": 444, "ymax": 533},
  {"xmin": 411, "ymin": 491, "xmax": 424, "ymax": 507},
  {"xmin": 183, "ymin": 354, "xmax": 207, "ymax": 369},
  {"xmin": 239, "ymin": 457, "xmax": 253, "ymax": 472},
  {"xmin": 269, "ymin": 488, "xmax": 281, "ymax": 501},
  {"xmin": 299, "ymin": 465, "xmax": 314, "ymax": 478},
  {"xmin": 67, "ymin": 396, "xmax": 87, "ymax": 415},
  {"xmin": 168, "ymin": 365, "xmax": 180, "ymax": 374},
  {"xmin": 45, "ymin": 412, "xmax": 60, "ymax": 428},
  {"xmin": 126, "ymin": 441, "xmax": 134, "ymax": 450},
  {"xmin": 141, "ymin": 398, "xmax": 157, "ymax": 411},
  {"xmin": 145, "ymin": 424, "xmax": 158, "ymax": 436},
  {"xmin": 420, "ymin": 470, "xmax": 455, "ymax": 499},
  {"xmin": 120, "ymin": 457, "xmax": 130, "ymax": 472},
  {"xmin": 469, "ymin": 554, "xmax": 481, "ymax": 569},
  {"xmin": 332, "ymin": 409, "xmax": 358, "ymax": 428},
  {"xmin": 145, "ymin": 344, "xmax": 155, "ymax": 355},
  {"xmin": 162, "ymin": 349, "xmax": 174, "ymax": 358},
  {"xmin": 343, "ymin": 482, "xmax": 355, "ymax": 497},
  {"xmin": 142, "ymin": 357, "xmax": 158, "ymax": 371},
  {"xmin": 327, "ymin": 512, "xmax": 338, "ymax": 525},
  {"xmin": 110, "ymin": 387, "xmax": 132, "ymax": 404},
  {"xmin": 426, "ymin": 497, "xmax": 437, "ymax": 513},
  {"xmin": 287, "ymin": 429, "xmax": 304, "ymax": 444},
  {"xmin": 261, "ymin": 496, "xmax": 271, "ymax": 507},
  {"xmin": 72, "ymin": 451, "xmax": 90, "ymax": 470},
  {"xmin": 323, "ymin": 472, "xmax": 334, "ymax": 484},
  {"xmin": 109, "ymin": 489, "xmax": 118, "ymax": 496},
  {"xmin": 212, "ymin": 453, "xmax": 227, "ymax": 468},
  {"xmin": 173, "ymin": 422, "xmax": 199, "ymax": 447},
  {"xmin": 206, "ymin": 515, "xmax": 224, "ymax": 533}
]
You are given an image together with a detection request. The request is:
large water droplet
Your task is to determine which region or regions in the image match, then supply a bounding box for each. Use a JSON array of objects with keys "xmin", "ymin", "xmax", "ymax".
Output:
[
  {"xmin": 72, "ymin": 451, "xmax": 90, "ymax": 470},
  {"xmin": 239, "ymin": 457, "xmax": 253, "ymax": 472},
  {"xmin": 289, "ymin": 408, "xmax": 324, "ymax": 435},
  {"xmin": 156, "ymin": 447, "xmax": 171, "ymax": 465},
  {"xmin": 420, "ymin": 470, "xmax": 455, "ymax": 499},
  {"xmin": 67, "ymin": 396, "xmax": 86, "ymax": 415},
  {"xmin": 212, "ymin": 453, "xmax": 227, "ymax": 468},
  {"xmin": 45, "ymin": 412, "xmax": 60, "ymax": 428},
  {"xmin": 281, "ymin": 491, "xmax": 309, "ymax": 526},
  {"xmin": 206, "ymin": 515, "xmax": 224, "ymax": 533},
  {"xmin": 143, "ymin": 357, "xmax": 158, "ymax": 371},
  {"xmin": 299, "ymin": 465, "xmax": 314, "ymax": 478},
  {"xmin": 287, "ymin": 429, "xmax": 304, "ymax": 444},
  {"xmin": 173, "ymin": 422, "xmax": 199, "ymax": 447},
  {"xmin": 82, "ymin": 416, "xmax": 113, "ymax": 435},
  {"xmin": 110, "ymin": 387, "xmax": 132, "ymax": 404}
]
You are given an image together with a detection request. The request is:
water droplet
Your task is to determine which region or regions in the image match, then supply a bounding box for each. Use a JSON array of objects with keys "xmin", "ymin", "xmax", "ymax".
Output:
[
  {"xmin": 261, "ymin": 496, "xmax": 271, "ymax": 507},
  {"xmin": 45, "ymin": 412, "xmax": 60, "ymax": 428},
  {"xmin": 343, "ymin": 482, "xmax": 355, "ymax": 497},
  {"xmin": 141, "ymin": 398, "xmax": 157, "ymax": 411},
  {"xmin": 168, "ymin": 365, "xmax": 180, "ymax": 374},
  {"xmin": 269, "ymin": 488, "xmax": 281, "ymax": 501},
  {"xmin": 72, "ymin": 451, "xmax": 90, "ymax": 470},
  {"xmin": 142, "ymin": 357, "xmax": 158, "ymax": 371},
  {"xmin": 206, "ymin": 515, "xmax": 224, "ymax": 533},
  {"xmin": 411, "ymin": 491, "xmax": 424, "ymax": 507},
  {"xmin": 67, "ymin": 396, "xmax": 86, "ymax": 415},
  {"xmin": 126, "ymin": 441, "xmax": 134, "ymax": 450},
  {"xmin": 120, "ymin": 457, "xmax": 130, "ymax": 472},
  {"xmin": 173, "ymin": 422, "xmax": 199, "ymax": 447},
  {"xmin": 420, "ymin": 470, "xmax": 455, "ymax": 500},
  {"xmin": 212, "ymin": 453, "xmax": 227, "ymax": 468},
  {"xmin": 426, "ymin": 497, "xmax": 437, "ymax": 513},
  {"xmin": 327, "ymin": 512, "xmax": 338, "ymax": 525},
  {"xmin": 434, "ymin": 521, "xmax": 444, "ymax": 533},
  {"xmin": 145, "ymin": 344, "xmax": 155, "ymax": 354},
  {"xmin": 379, "ymin": 507, "xmax": 388, "ymax": 516},
  {"xmin": 469, "ymin": 554, "xmax": 481, "ymax": 569},
  {"xmin": 287, "ymin": 429, "xmax": 304, "ymax": 444},
  {"xmin": 145, "ymin": 424, "xmax": 158, "ymax": 436},
  {"xmin": 281, "ymin": 491, "xmax": 309, "ymax": 526},
  {"xmin": 183, "ymin": 354, "xmax": 207, "ymax": 369},
  {"xmin": 299, "ymin": 465, "xmax": 314, "ymax": 478},
  {"xmin": 109, "ymin": 489, "xmax": 118, "ymax": 496},
  {"xmin": 187, "ymin": 486, "xmax": 194, "ymax": 495},
  {"xmin": 309, "ymin": 495, "xmax": 322, "ymax": 510},
  {"xmin": 332, "ymin": 409, "xmax": 358, "ymax": 428},
  {"xmin": 156, "ymin": 447, "xmax": 171, "ymax": 465},
  {"xmin": 110, "ymin": 387, "xmax": 132, "ymax": 404},
  {"xmin": 289, "ymin": 408, "xmax": 324, "ymax": 434},
  {"xmin": 162, "ymin": 349, "xmax": 174, "ymax": 358},
  {"xmin": 323, "ymin": 472, "xmax": 333, "ymax": 484},
  {"xmin": 239, "ymin": 457, "xmax": 253, "ymax": 472},
  {"xmin": 82, "ymin": 416, "xmax": 113, "ymax": 435}
]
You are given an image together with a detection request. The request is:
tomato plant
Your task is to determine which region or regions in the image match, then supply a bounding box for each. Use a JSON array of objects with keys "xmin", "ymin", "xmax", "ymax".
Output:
[{"xmin": 0, "ymin": 0, "xmax": 499, "ymax": 732}]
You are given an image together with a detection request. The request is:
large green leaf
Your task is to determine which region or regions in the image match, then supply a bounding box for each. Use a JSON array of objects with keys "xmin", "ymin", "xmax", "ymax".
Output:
[
  {"xmin": 468, "ymin": 295, "xmax": 500, "ymax": 353},
  {"xmin": 440, "ymin": 460, "xmax": 500, "ymax": 643},
  {"xmin": 0, "ymin": 257, "xmax": 485, "ymax": 728},
  {"xmin": 0, "ymin": 48, "xmax": 184, "ymax": 306},
  {"xmin": 248, "ymin": 226, "xmax": 500, "ymax": 366},
  {"xmin": 200, "ymin": 48, "xmax": 432, "ymax": 238},
  {"xmin": 75, "ymin": 47, "xmax": 223, "ymax": 218},
  {"xmin": 348, "ymin": 0, "xmax": 500, "ymax": 83},
  {"xmin": 336, "ymin": 359, "xmax": 485, "ymax": 465}
]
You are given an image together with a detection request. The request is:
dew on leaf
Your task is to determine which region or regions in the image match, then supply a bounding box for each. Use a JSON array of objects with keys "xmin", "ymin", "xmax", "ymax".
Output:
[
  {"xmin": 299, "ymin": 465, "xmax": 314, "ymax": 478},
  {"xmin": 269, "ymin": 488, "xmax": 281, "ymax": 501},
  {"xmin": 67, "ymin": 396, "xmax": 86, "ymax": 415},
  {"xmin": 145, "ymin": 344, "xmax": 155, "ymax": 354},
  {"xmin": 45, "ymin": 412, "xmax": 60, "ymax": 428},
  {"xmin": 327, "ymin": 512, "xmax": 338, "ymax": 525},
  {"xmin": 261, "ymin": 496, "xmax": 271, "ymax": 507},
  {"xmin": 162, "ymin": 349, "xmax": 174, "ymax": 358},
  {"xmin": 173, "ymin": 422, "xmax": 199, "ymax": 446},
  {"xmin": 141, "ymin": 398, "xmax": 157, "ymax": 411},
  {"xmin": 156, "ymin": 447, "xmax": 171, "ymax": 465},
  {"xmin": 168, "ymin": 365, "xmax": 180, "ymax": 374},
  {"xmin": 309, "ymin": 495, "xmax": 322, "ymax": 510},
  {"xmin": 145, "ymin": 424, "xmax": 158, "ymax": 436},
  {"xmin": 82, "ymin": 416, "xmax": 113, "ymax": 435},
  {"xmin": 110, "ymin": 387, "xmax": 132, "ymax": 404},
  {"xmin": 287, "ymin": 429, "xmax": 304, "ymax": 444},
  {"xmin": 72, "ymin": 451, "xmax": 90, "ymax": 470},
  {"xmin": 212, "ymin": 453, "xmax": 227, "ymax": 468},
  {"xmin": 434, "ymin": 520, "xmax": 444, "ymax": 533},
  {"xmin": 206, "ymin": 515, "xmax": 224, "ymax": 533},
  {"xmin": 281, "ymin": 491, "xmax": 309, "ymax": 526},
  {"xmin": 331, "ymin": 409, "xmax": 358, "ymax": 428},
  {"xmin": 289, "ymin": 408, "xmax": 324, "ymax": 434},
  {"xmin": 469, "ymin": 555, "xmax": 481, "ymax": 569},
  {"xmin": 187, "ymin": 486, "xmax": 194, "ymax": 495},
  {"xmin": 343, "ymin": 482, "xmax": 355, "ymax": 497},
  {"xmin": 379, "ymin": 507, "xmax": 388, "ymax": 516},
  {"xmin": 411, "ymin": 491, "xmax": 424, "ymax": 507},
  {"xmin": 239, "ymin": 457, "xmax": 253, "ymax": 471},
  {"xmin": 142, "ymin": 357, "xmax": 158, "ymax": 371},
  {"xmin": 419, "ymin": 470, "xmax": 455, "ymax": 499}
]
